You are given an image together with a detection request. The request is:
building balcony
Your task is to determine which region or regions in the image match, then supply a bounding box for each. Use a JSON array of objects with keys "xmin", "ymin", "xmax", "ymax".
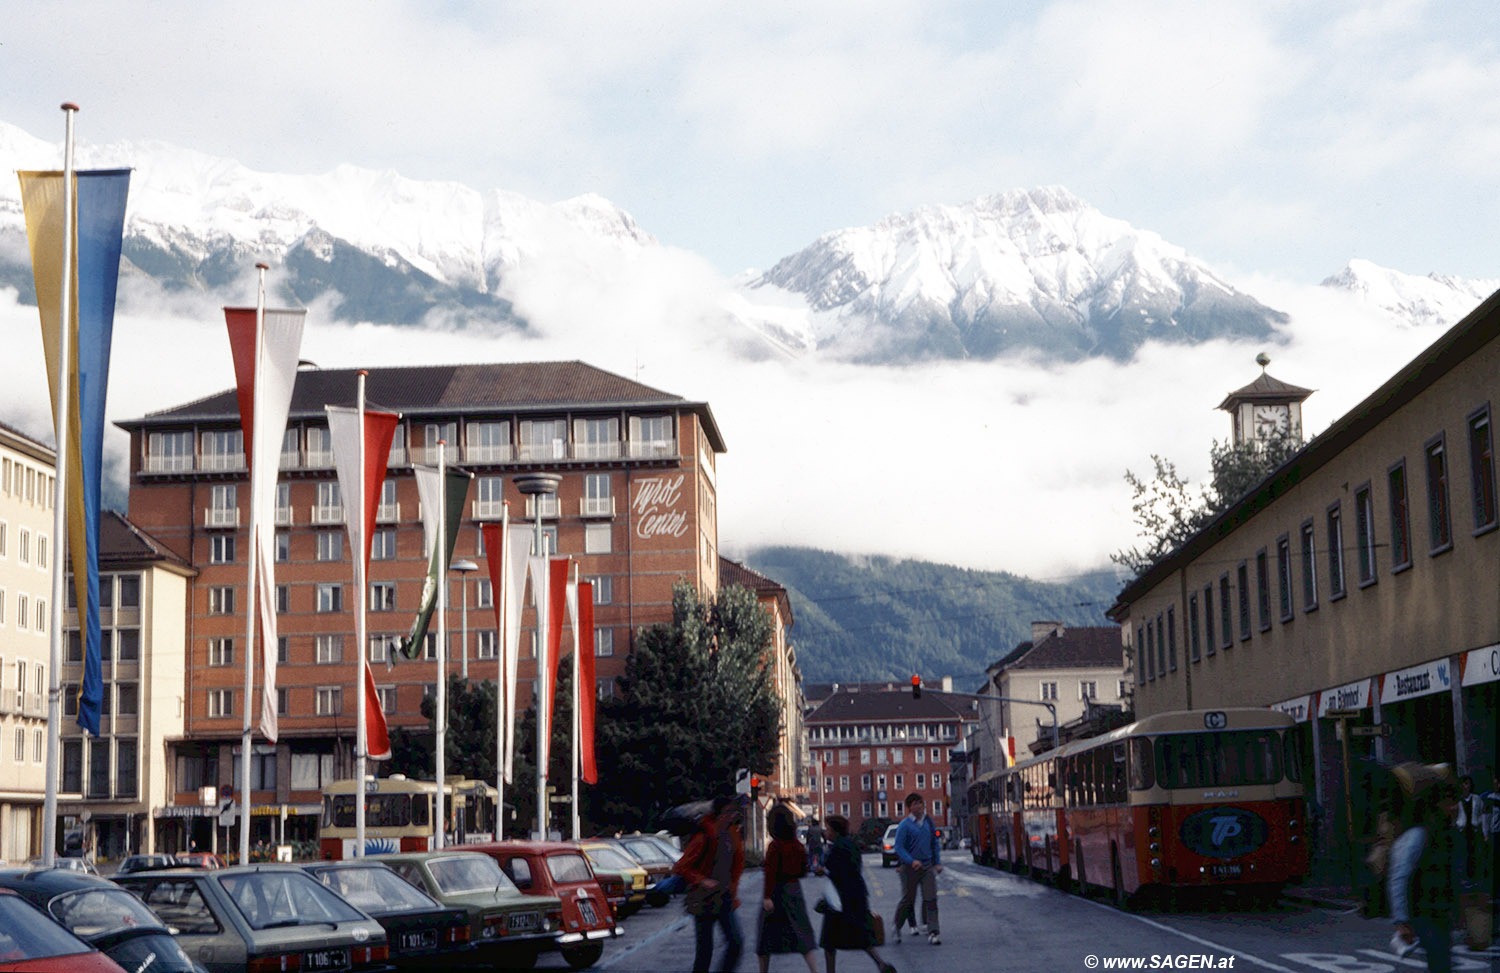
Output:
[
  {"xmin": 387, "ymin": 444, "xmax": 408, "ymax": 467},
  {"xmin": 279, "ymin": 450, "xmax": 300, "ymax": 470},
  {"xmin": 23, "ymin": 692, "xmax": 45, "ymax": 718},
  {"xmin": 204, "ymin": 508, "xmax": 239, "ymax": 529},
  {"xmin": 198, "ymin": 453, "xmax": 246, "ymax": 473},
  {"xmin": 274, "ymin": 505, "xmax": 294, "ymax": 526},
  {"xmin": 143, "ymin": 454, "xmax": 195, "ymax": 474},
  {"xmin": 627, "ymin": 439, "xmax": 677, "ymax": 459},
  {"xmin": 311, "ymin": 504, "xmax": 344, "ymax": 525},
  {"xmin": 376, "ymin": 502, "xmax": 400, "ymax": 523},
  {"xmin": 580, "ymin": 496, "xmax": 615, "ymax": 517},
  {"xmin": 573, "ymin": 442, "xmax": 621, "ymax": 461},
  {"xmin": 524, "ymin": 495, "xmax": 561, "ymax": 519},
  {"xmin": 472, "ymin": 499, "xmax": 505, "ymax": 521},
  {"xmin": 517, "ymin": 441, "xmax": 568, "ymax": 462},
  {"xmin": 465, "ymin": 444, "xmax": 513, "ymax": 463},
  {"xmin": 304, "ymin": 449, "xmax": 335, "ymax": 469}
]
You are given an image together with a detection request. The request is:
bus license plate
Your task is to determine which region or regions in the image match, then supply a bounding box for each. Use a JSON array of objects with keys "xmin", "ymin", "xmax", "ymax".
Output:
[
  {"xmin": 303, "ymin": 948, "xmax": 350, "ymax": 971},
  {"xmin": 508, "ymin": 912, "xmax": 539, "ymax": 932},
  {"xmin": 579, "ymin": 901, "xmax": 598, "ymax": 925},
  {"xmin": 400, "ymin": 929, "xmax": 437, "ymax": 951},
  {"xmin": 1208, "ymin": 864, "xmax": 1242, "ymax": 879}
]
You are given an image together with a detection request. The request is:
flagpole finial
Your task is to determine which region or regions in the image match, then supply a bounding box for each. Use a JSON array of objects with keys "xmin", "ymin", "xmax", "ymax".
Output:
[
  {"xmin": 61, "ymin": 102, "xmax": 80, "ymax": 112},
  {"xmin": 358, "ymin": 369, "xmax": 369, "ymax": 378}
]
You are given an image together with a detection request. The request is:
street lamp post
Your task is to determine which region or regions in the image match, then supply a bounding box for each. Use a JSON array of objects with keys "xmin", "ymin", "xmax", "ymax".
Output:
[
  {"xmin": 515, "ymin": 474, "xmax": 560, "ymax": 840},
  {"xmin": 451, "ymin": 559, "xmax": 479, "ymax": 680}
]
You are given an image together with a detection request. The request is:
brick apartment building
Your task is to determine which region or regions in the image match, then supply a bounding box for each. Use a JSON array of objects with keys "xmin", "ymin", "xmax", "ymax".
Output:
[{"xmin": 116, "ymin": 361, "xmax": 725, "ymax": 846}]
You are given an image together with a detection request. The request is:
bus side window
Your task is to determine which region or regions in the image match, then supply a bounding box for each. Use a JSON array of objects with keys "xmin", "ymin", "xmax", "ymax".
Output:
[
  {"xmin": 412, "ymin": 794, "xmax": 430, "ymax": 828},
  {"xmin": 1128, "ymin": 737, "xmax": 1154, "ymax": 791},
  {"xmin": 1112, "ymin": 743, "xmax": 1127, "ymax": 802}
]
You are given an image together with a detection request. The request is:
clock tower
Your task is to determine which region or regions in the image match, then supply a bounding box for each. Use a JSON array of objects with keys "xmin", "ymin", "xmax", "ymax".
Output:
[{"xmin": 1217, "ymin": 353, "xmax": 1314, "ymax": 447}]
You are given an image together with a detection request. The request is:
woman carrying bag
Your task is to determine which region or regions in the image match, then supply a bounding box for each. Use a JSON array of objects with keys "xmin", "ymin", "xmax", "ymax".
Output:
[
  {"xmin": 757, "ymin": 803, "xmax": 819, "ymax": 972},
  {"xmin": 815, "ymin": 816, "xmax": 896, "ymax": 973}
]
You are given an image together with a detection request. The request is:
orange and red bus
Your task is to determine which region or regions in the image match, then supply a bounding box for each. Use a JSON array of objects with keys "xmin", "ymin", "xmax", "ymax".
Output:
[
  {"xmin": 320, "ymin": 775, "xmax": 497, "ymax": 860},
  {"xmin": 968, "ymin": 708, "xmax": 1309, "ymax": 904}
]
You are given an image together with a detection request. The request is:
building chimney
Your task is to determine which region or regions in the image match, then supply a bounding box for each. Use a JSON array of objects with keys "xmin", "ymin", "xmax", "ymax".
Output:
[
  {"xmin": 941, "ymin": 676, "xmax": 952, "ymax": 692},
  {"xmin": 1032, "ymin": 620, "xmax": 1064, "ymax": 643}
]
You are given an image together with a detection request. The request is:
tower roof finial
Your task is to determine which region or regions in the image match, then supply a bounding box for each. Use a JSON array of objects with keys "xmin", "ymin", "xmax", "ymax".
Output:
[{"xmin": 1255, "ymin": 352, "xmax": 1271, "ymax": 372}]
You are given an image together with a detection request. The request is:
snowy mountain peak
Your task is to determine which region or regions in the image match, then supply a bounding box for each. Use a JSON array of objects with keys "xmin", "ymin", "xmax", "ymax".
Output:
[
  {"xmin": 1320, "ymin": 259, "xmax": 1499, "ymax": 329},
  {"xmin": 750, "ymin": 186, "xmax": 1280, "ymax": 363}
]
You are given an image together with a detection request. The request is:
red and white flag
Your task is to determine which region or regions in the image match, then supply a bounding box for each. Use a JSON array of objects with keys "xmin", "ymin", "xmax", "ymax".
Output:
[
  {"xmin": 225, "ymin": 307, "xmax": 304, "ymax": 742},
  {"xmin": 327, "ymin": 403, "xmax": 400, "ymax": 759},
  {"xmin": 482, "ymin": 520, "xmax": 533, "ymax": 783},
  {"xmin": 530, "ymin": 555, "xmax": 570, "ymax": 772},
  {"xmin": 567, "ymin": 579, "xmax": 597, "ymax": 784}
]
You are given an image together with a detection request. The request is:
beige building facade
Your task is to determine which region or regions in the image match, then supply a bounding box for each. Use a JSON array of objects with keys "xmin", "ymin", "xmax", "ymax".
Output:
[
  {"xmin": 1110, "ymin": 292, "xmax": 1500, "ymax": 854},
  {"xmin": 0, "ymin": 421, "xmax": 56, "ymax": 863}
]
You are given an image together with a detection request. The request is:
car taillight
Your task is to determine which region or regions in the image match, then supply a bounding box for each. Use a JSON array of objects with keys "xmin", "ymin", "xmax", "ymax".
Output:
[
  {"xmin": 353, "ymin": 945, "xmax": 388, "ymax": 966},
  {"xmin": 447, "ymin": 924, "xmax": 470, "ymax": 944},
  {"xmin": 247, "ymin": 954, "xmax": 300, "ymax": 973},
  {"xmin": 483, "ymin": 915, "xmax": 505, "ymax": 939}
]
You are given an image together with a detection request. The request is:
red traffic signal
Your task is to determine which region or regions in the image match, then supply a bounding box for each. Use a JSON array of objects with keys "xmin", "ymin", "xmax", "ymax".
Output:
[
  {"xmin": 911, "ymin": 674, "xmax": 922, "ymax": 699},
  {"xmin": 750, "ymin": 775, "xmax": 762, "ymax": 798}
]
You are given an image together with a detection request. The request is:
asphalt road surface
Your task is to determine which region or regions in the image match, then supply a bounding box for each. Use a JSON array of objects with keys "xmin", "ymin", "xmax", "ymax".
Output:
[{"xmin": 568, "ymin": 853, "xmax": 1499, "ymax": 973}]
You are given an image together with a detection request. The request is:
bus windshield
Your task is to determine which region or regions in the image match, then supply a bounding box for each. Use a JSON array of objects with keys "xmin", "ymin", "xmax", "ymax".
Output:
[{"xmin": 1153, "ymin": 730, "xmax": 1283, "ymax": 788}]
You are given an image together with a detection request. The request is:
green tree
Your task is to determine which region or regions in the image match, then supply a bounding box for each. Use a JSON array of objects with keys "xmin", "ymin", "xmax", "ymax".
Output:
[
  {"xmin": 593, "ymin": 581, "xmax": 781, "ymax": 832},
  {"xmin": 1113, "ymin": 432, "xmax": 1303, "ymax": 577}
]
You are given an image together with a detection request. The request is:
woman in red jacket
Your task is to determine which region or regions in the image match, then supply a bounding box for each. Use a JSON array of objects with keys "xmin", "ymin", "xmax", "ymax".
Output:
[
  {"xmin": 674, "ymin": 795, "xmax": 746, "ymax": 972},
  {"xmin": 757, "ymin": 803, "xmax": 818, "ymax": 972}
]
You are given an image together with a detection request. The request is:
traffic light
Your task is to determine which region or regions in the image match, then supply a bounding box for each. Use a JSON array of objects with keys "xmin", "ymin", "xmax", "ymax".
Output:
[
  {"xmin": 750, "ymin": 775, "xmax": 761, "ymax": 800},
  {"xmin": 911, "ymin": 674, "xmax": 922, "ymax": 699}
]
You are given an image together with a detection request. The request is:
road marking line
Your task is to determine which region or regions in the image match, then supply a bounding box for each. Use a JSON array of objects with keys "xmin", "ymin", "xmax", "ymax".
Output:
[
  {"xmin": 599, "ymin": 915, "xmax": 690, "ymax": 969},
  {"xmin": 1077, "ymin": 896, "xmax": 1302, "ymax": 973}
]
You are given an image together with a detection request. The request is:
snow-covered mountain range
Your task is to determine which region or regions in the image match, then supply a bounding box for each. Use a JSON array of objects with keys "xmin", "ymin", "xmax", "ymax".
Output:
[{"xmin": 0, "ymin": 119, "xmax": 1493, "ymax": 362}]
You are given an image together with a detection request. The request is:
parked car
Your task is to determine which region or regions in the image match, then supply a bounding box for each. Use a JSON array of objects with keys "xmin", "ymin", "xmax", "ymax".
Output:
[
  {"xmin": 370, "ymin": 850, "xmax": 562, "ymax": 969},
  {"xmin": 603, "ymin": 836, "xmax": 677, "ymax": 906},
  {"xmin": 305, "ymin": 860, "xmax": 473, "ymax": 971},
  {"xmin": 881, "ymin": 823, "xmax": 901, "ymax": 867},
  {"xmin": 174, "ymin": 853, "xmax": 226, "ymax": 870},
  {"xmin": 0, "ymin": 887, "xmax": 128, "ymax": 973},
  {"xmin": 28, "ymin": 857, "xmax": 99, "ymax": 876},
  {"xmin": 0, "ymin": 867, "xmax": 203, "ymax": 973},
  {"xmin": 459, "ymin": 840, "xmax": 621, "ymax": 969},
  {"xmin": 115, "ymin": 854, "xmax": 180, "ymax": 875},
  {"xmin": 115, "ymin": 865, "xmax": 389, "ymax": 973},
  {"xmin": 574, "ymin": 842, "xmax": 647, "ymax": 918}
]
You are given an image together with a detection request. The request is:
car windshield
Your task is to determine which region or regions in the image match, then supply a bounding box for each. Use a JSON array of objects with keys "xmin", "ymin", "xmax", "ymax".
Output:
[
  {"xmin": 546, "ymin": 853, "xmax": 594, "ymax": 884},
  {"xmin": 0, "ymin": 895, "xmax": 92, "ymax": 959},
  {"xmin": 427, "ymin": 855, "xmax": 516, "ymax": 895},
  {"xmin": 316, "ymin": 865, "xmax": 439, "ymax": 912},
  {"xmin": 221, "ymin": 871, "xmax": 365, "ymax": 930},
  {"xmin": 49, "ymin": 887, "xmax": 165, "ymax": 940},
  {"xmin": 584, "ymin": 847, "xmax": 636, "ymax": 872},
  {"xmin": 620, "ymin": 841, "xmax": 669, "ymax": 863},
  {"xmin": 1152, "ymin": 730, "xmax": 1284, "ymax": 789}
]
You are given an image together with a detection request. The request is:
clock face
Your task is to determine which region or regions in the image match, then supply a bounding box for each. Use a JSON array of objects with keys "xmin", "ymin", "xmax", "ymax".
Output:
[{"xmin": 1252, "ymin": 404, "xmax": 1290, "ymax": 437}]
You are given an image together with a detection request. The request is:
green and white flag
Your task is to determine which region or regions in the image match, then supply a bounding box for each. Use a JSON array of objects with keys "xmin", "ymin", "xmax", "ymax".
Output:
[{"xmin": 398, "ymin": 463, "xmax": 473, "ymax": 660}]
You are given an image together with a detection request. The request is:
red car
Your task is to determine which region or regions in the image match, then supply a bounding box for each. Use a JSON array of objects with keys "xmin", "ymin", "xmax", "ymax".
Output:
[
  {"xmin": 174, "ymin": 852, "xmax": 226, "ymax": 870},
  {"xmin": 0, "ymin": 888, "xmax": 125, "ymax": 972},
  {"xmin": 458, "ymin": 840, "xmax": 621, "ymax": 969}
]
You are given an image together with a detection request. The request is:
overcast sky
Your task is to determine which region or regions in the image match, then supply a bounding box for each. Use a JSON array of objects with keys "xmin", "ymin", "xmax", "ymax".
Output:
[{"xmin": 1, "ymin": 1, "xmax": 1494, "ymax": 583}]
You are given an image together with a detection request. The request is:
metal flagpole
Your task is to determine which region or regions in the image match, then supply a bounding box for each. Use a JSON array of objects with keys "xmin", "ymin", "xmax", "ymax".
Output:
[
  {"xmin": 354, "ymin": 372, "xmax": 369, "ymax": 857},
  {"xmin": 240, "ymin": 262, "xmax": 269, "ymax": 866},
  {"xmin": 41, "ymin": 101, "xmax": 80, "ymax": 868},
  {"xmin": 434, "ymin": 442, "xmax": 448, "ymax": 850},
  {"xmin": 496, "ymin": 502, "xmax": 509, "ymax": 841},
  {"xmin": 571, "ymin": 564, "xmax": 580, "ymax": 840}
]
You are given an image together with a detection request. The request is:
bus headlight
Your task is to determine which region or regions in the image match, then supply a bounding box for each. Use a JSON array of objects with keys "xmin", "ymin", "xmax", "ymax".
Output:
[
  {"xmin": 1148, "ymin": 827, "xmax": 1160, "ymax": 839},
  {"xmin": 1150, "ymin": 858, "xmax": 1162, "ymax": 871},
  {"xmin": 1149, "ymin": 843, "xmax": 1161, "ymax": 854}
]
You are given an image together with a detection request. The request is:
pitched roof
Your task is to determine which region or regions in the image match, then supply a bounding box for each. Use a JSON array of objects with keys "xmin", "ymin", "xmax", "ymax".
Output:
[
  {"xmin": 0, "ymin": 418, "xmax": 56, "ymax": 462},
  {"xmin": 806, "ymin": 688, "xmax": 965, "ymax": 724},
  {"xmin": 718, "ymin": 556, "xmax": 793, "ymax": 626},
  {"xmin": 991, "ymin": 625, "xmax": 1122, "ymax": 672},
  {"xmin": 1216, "ymin": 370, "xmax": 1315, "ymax": 409},
  {"xmin": 117, "ymin": 361, "xmax": 726, "ymax": 451},
  {"xmin": 76, "ymin": 511, "xmax": 193, "ymax": 571}
]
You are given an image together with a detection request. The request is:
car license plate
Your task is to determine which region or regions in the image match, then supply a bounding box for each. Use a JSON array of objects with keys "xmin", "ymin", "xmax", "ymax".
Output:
[
  {"xmin": 303, "ymin": 948, "xmax": 350, "ymax": 971},
  {"xmin": 1208, "ymin": 864, "xmax": 1243, "ymax": 878},
  {"xmin": 578, "ymin": 901, "xmax": 598, "ymax": 925},
  {"xmin": 399, "ymin": 929, "xmax": 437, "ymax": 951},
  {"xmin": 508, "ymin": 911, "xmax": 539, "ymax": 932}
]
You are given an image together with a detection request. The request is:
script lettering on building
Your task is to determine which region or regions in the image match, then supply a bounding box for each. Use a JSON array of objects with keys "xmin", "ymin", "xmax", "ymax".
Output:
[{"xmin": 633, "ymin": 474, "xmax": 689, "ymax": 540}]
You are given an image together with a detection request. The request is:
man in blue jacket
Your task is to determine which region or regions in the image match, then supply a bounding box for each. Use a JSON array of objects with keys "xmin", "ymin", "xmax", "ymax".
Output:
[{"xmin": 892, "ymin": 791, "xmax": 943, "ymax": 945}]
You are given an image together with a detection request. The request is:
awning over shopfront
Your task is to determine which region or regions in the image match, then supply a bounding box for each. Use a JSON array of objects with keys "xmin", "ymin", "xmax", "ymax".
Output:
[
  {"xmin": 1380, "ymin": 657, "xmax": 1454, "ymax": 705},
  {"xmin": 1317, "ymin": 678, "xmax": 1373, "ymax": 716},
  {"xmin": 1270, "ymin": 695, "xmax": 1316, "ymax": 722},
  {"xmin": 1461, "ymin": 643, "xmax": 1500, "ymax": 687}
]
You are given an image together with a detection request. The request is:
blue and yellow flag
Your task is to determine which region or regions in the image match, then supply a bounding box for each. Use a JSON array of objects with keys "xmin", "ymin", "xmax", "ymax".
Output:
[{"xmin": 19, "ymin": 168, "xmax": 131, "ymax": 737}]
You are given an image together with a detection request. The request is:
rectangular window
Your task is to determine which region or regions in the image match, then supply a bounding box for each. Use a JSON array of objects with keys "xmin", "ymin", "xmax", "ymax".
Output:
[
  {"xmin": 277, "ymin": 636, "xmax": 288, "ymax": 664},
  {"xmin": 574, "ymin": 417, "xmax": 620, "ymax": 460},
  {"xmin": 276, "ymin": 688, "xmax": 290, "ymax": 716},
  {"xmin": 275, "ymin": 585, "xmax": 289, "ymax": 614},
  {"xmin": 584, "ymin": 523, "xmax": 612, "ymax": 554},
  {"xmin": 1425, "ymin": 436, "xmax": 1452, "ymax": 552},
  {"xmin": 629, "ymin": 415, "xmax": 674, "ymax": 458},
  {"xmin": 316, "ymin": 584, "xmax": 342, "ymax": 613},
  {"xmin": 316, "ymin": 531, "xmax": 342, "ymax": 561},
  {"xmin": 1388, "ymin": 461, "xmax": 1411, "ymax": 570},
  {"xmin": 87, "ymin": 740, "xmax": 109, "ymax": 796},
  {"xmin": 582, "ymin": 473, "xmax": 613, "ymax": 517},
  {"xmin": 473, "ymin": 476, "xmax": 506, "ymax": 518},
  {"xmin": 208, "ymin": 689, "xmax": 234, "ymax": 718},
  {"xmin": 1079, "ymin": 680, "xmax": 1097, "ymax": 700},
  {"xmin": 1188, "ymin": 594, "xmax": 1201, "ymax": 662},
  {"xmin": 370, "ymin": 528, "xmax": 396, "ymax": 560},
  {"xmin": 588, "ymin": 576, "xmax": 613, "ymax": 604},
  {"xmin": 1237, "ymin": 563, "xmax": 1251, "ymax": 641},
  {"xmin": 118, "ymin": 574, "xmax": 140, "ymax": 609},
  {"xmin": 315, "ymin": 481, "xmax": 342, "ymax": 524},
  {"xmin": 207, "ymin": 485, "xmax": 237, "ymax": 528},
  {"xmin": 62, "ymin": 739, "xmax": 83, "ymax": 792},
  {"xmin": 1276, "ymin": 535, "xmax": 1293, "ymax": 621},
  {"xmin": 368, "ymin": 635, "xmax": 400, "ymax": 664},
  {"xmin": 476, "ymin": 631, "xmax": 497, "ymax": 659},
  {"xmin": 146, "ymin": 430, "xmax": 194, "ymax": 472},
  {"xmin": 274, "ymin": 531, "xmax": 290, "ymax": 563},
  {"xmin": 37, "ymin": 535, "xmax": 47, "ymax": 569},
  {"xmin": 377, "ymin": 685, "xmax": 397, "ymax": 712},
  {"xmin": 275, "ymin": 482, "xmax": 292, "ymax": 524},
  {"xmin": 465, "ymin": 420, "xmax": 512, "ymax": 462},
  {"xmin": 1327, "ymin": 503, "xmax": 1346, "ymax": 598},
  {"xmin": 16, "ymin": 594, "xmax": 27, "ymax": 630},
  {"xmin": 518, "ymin": 419, "xmax": 568, "ymax": 461},
  {"xmin": 280, "ymin": 427, "xmax": 300, "ymax": 469},
  {"xmin": 316, "ymin": 687, "xmax": 342, "ymax": 716},
  {"xmin": 1135, "ymin": 625, "xmax": 1148, "ymax": 684},
  {"xmin": 210, "ymin": 534, "xmax": 236, "ymax": 564},
  {"xmin": 1299, "ymin": 521, "xmax": 1318, "ymax": 610},
  {"xmin": 1041, "ymin": 681, "xmax": 1058, "ymax": 700},
  {"xmin": 208, "ymin": 586, "xmax": 234, "ymax": 615},
  {"xmin": 1255, "ymin": 549, "xmax": 1271, "ymax": 631},
  {"xmin": 117, "ymin": 629, "xmax": 140, "ymax": 662},
  {"xmin": 18, "ymin": 528, "xmax": 30, "ymax": 564},
  {"xmin": 316, "ymin": 635, "xmax": 344, "ymax": 664},
  {"xmin": 1165, "ymin": 607, "xmax": 1177, "ymax": 671},
  {"xmin": 1470, "ymin": 407, "xmax": 1497, "ymax": 531},
  {"xmin": 200, "ymin": 429, "xmax": 244, "ymax": 471},
  {"xmin": 1355, "ymin": 483, "xmax": 1377, "ymax": 584},
  {"xmin": 594, "ymin": 628, "xmax": 614, "ymax": 657},
  {"xmin": 208, "ymin": 638, "xmax": 234, "ymax": 667},
  {"xmin": 305, "ymin": 424, "xmax": 333, "ymax": 466},
  {"xmin": 1202, "ymin": 584, "xmax": 1216, "ymax": 656},
  {"xmin": 117, "ymin": 682, "xmax": 139, "ymax": 716},
  {"xmin": 369, "ymin": 581, "xmax": 397, "ymax": 612}
]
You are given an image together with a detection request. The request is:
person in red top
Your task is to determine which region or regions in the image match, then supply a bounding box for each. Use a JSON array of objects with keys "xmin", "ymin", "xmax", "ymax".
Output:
[
  {"xmin": 674, "ymin": 795, "xmax": 747, "ymax": 972},
  {"xmin": 757, "ymin": 803, "xmax": 818, "ymax": 972}
]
